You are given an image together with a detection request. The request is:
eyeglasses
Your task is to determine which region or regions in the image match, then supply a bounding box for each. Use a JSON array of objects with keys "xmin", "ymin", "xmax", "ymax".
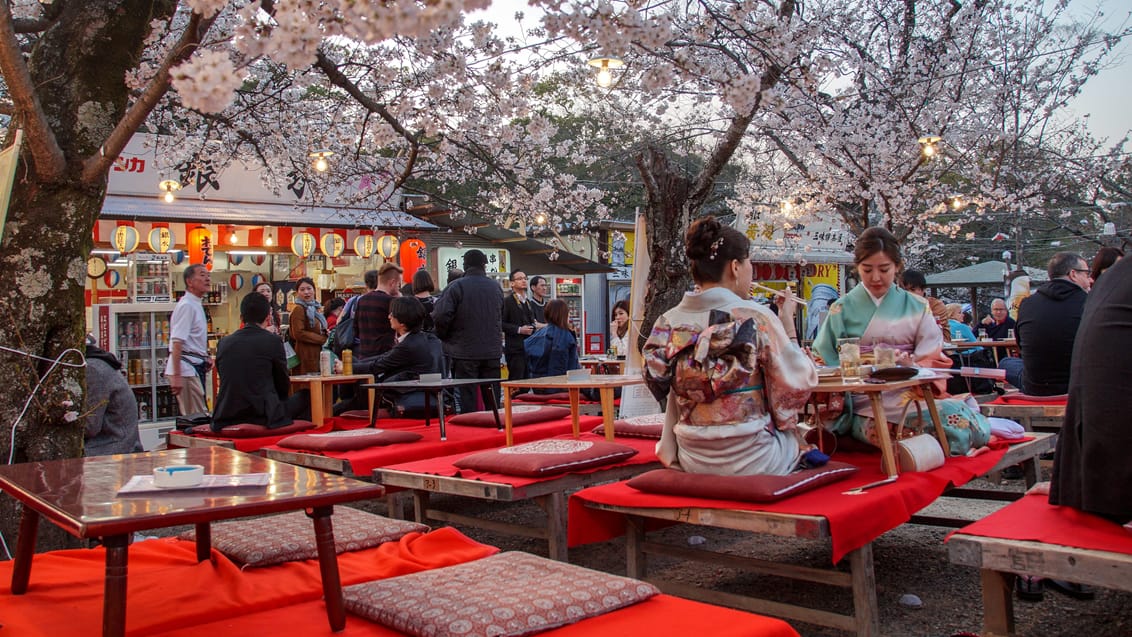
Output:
[{"xmin": 1072, "ymin": 268, "xmax": 1091, "ymax": 275}]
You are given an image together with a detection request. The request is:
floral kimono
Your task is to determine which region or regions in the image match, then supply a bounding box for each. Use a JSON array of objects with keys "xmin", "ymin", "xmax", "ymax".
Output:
[
  {"xmin": 812, "ymin": 284, "xmax": 991, "ymax": 454},
  {"xmin": 642, "ymin": 287, "xmax": 818, "ymax": 476}
]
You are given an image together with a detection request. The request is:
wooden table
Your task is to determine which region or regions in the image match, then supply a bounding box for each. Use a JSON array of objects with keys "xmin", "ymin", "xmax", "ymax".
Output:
[
  {"xmin": 943, "ymin": 339, "xmax": 1017, "ymax": 366},
  {"xmin": 0, "ymin": 446, "xmax": 385, "ymax": 637},
  {"xmin": 579, "ymin": 357, "xmax": 626, "ymax": 374},
  {"xmin": 814, "ymin": 371, "xmax": 950, "ymax": 476},
  {"xmin": 289, "ymin": 373, "xmax": 374, "ymax": 426},
  {"xmin": 502, "ymin": 373, "xmax": 644, "ymax": 445},
  {"xmin": 361, "ymin": 377, "xmax": 502, "ymax": 441}
]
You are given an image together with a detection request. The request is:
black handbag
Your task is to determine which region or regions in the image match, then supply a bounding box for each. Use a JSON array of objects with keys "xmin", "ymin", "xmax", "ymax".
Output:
[{"xmin": 175, "ymin": 412, "xmax": 211, "ymax": 431}]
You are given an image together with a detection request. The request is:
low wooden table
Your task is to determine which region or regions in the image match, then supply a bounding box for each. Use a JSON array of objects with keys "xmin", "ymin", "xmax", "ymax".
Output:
[
  {"xmin": 0, "ymin": 447, "xmax": 385, "ymax": 637},
  {"xmin": 580, "ymin": 357, "xmax": 626, "ymax": 374},
  {"xmin": 943, "ymin": 339, "xmax": 1018, "ymax": 366},
  {"xmin": 814, "ymin": 371, "xmax": 950, "ymax": 476},
  {"xmin": 361, "ymin": 377, "xmax": 502, "ymax": 441},
  {"xmin": 502, "ymin": 373, "xmax": 644, "ymax": 445},
  {"xmin": 290, "ymin": 372, "xmax": 374, "ymax": 426}
]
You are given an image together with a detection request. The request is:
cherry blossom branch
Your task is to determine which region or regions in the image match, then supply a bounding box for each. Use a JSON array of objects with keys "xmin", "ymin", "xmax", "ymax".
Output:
[
  {"xmin": 0, "ymin": 1, "xmax": 65, "ymax": 181},
  {"xmin": 81, "ymin": 11, "xmax": 216, "ymax": 184}
]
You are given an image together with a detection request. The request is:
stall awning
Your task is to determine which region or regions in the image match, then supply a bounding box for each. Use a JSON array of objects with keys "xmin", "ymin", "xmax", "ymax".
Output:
[
  {"xmin": 101, "ymin": 195, "xmax": 435, "ymax": 230},
  {"xmin": 926, "ymin": 260, "xmax": 1047, "ymax": 288}
]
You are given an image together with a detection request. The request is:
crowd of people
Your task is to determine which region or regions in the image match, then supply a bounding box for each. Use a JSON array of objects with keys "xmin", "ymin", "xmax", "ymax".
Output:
[{"xmin": 81, "ymin": 221, "xmax": 1126, "ymax": 547}]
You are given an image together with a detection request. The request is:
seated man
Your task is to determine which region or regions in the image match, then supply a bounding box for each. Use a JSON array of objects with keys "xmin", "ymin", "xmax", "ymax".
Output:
[
  {"xmin": 979, "ymin": 297, "xmax": 1016, "ymax": 363},
  {"xmin": 354, "ymin": 296, "xmax": 445, "ymax": 417},
  {"xmin": 999, "ymin": 252, "xmax": 1091, "ymax": 395},
  {"xmin": 84, "ymin": 338, "xmax": 143, "ymax": 456},
  {"xmin": 212, "ymin": 293, "xmax": 309, "ymax": 431},
  {"xmin": 1050, "ymin": 254, "xmax": 1132, "ymax": 524}
]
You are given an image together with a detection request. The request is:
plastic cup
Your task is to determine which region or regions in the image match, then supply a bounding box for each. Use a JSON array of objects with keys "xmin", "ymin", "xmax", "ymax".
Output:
[
  {"xmin": 874, "ymin": 339, "xmax": 896, "ymax": 369},
  {"xmin": 837, "ymin": 337, "xmax": 862, "ymax": 381}
]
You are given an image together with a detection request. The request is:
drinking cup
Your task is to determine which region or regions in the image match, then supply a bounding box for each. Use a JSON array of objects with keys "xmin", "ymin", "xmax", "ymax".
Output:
[
  {"xmin": 978, "ymin": 328, "xmax": 988, "ymax": 340},
  {"xmin": 873, "ymin": 339, "xmax": 897, "ymax": 369},
  {"xmin": 837, "ymin": 337, "xmax": 862, "ymax": 381},
  {"xmin": 1006, "ymin": 328, "xmax": 1015, "ymax": 340}
]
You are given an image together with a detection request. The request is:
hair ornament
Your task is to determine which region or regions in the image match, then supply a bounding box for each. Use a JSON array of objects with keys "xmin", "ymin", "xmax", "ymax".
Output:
[{"xmin": 708, "ymin": 236, "xmax": 724, "ymax": 260}]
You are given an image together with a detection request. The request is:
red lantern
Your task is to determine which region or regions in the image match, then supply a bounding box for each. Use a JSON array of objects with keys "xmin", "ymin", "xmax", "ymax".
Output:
[
  {"xmin": 186, "ymin": 227, "xmax": 214, "ymax": 271},
  {"xmin": 398, "ymin": 238, "xmax": 427, "ymax": 283}
]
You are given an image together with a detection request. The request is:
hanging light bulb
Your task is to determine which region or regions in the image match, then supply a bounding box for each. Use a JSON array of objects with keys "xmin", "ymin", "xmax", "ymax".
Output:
[
  {"xmin": 587, "ymin": 56, "xmax": 624, "ymax": 88},
  {"xmin": 918, "ymin": 135, "xmax": 942, "ymax": 159},
  {"xmin": 158, "ymin": 179, "xmax": 182, "ymax": 203},
  {"xmin": 265, "ymin": 234, "xmax": 274, "ymax": 246},
  {"xmin": 229, "ymin": 227, "xmax": 239, "ymax": 244},
  {"xmin": 534, "ymin": 212, "xmax": 547, "ymax": 225},
  {"xmin": 309, "ymin": 149, "xmax": 334, "ymax": 172}
]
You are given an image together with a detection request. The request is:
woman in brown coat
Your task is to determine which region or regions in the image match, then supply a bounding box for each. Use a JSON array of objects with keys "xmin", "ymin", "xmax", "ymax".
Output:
[{"xmin": 289, "ymin": 277, "xmax": 327, "ymax": 374}]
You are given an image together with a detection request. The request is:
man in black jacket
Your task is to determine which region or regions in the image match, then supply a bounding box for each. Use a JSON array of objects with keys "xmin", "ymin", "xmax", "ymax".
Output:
[
  {"xmin": 355, "ymin": 297, "xmax": 445, "ymax": 417},
  {"xmin": 999, "ymin": 252, "xmax": 1092, "ymax": 395},
  {"xmin": 500, "ymin": 270, "xmax": 544, "ymax": 381},
  {"xmin": 432, "ymin": 249, "xmax": 503, "ymax": 413},
  {"xmin": 212, "ymin": 293, "xmax": 309, "ymax": 430}
]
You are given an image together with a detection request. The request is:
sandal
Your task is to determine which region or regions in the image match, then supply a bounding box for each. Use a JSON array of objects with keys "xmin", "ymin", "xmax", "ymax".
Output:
[
  {"xmin": 1015, "ymin": 575, "xmax": 1044, "ymax": 602},
  {"xmin": 1044, "ymin": 579, "xmax": 1096, "ymax": 600}
]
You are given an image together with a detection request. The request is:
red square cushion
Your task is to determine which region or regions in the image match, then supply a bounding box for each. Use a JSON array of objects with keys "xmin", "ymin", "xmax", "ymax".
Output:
[
  {"xmin": 338, "ymin": 409, "xmax": 371, "ymax": 420},
  {"xmin": 592, "ymin": 413, "xmax": 665, "ymax": 439},
  {"xmin": 189, "ymin": 420, "xmax": 315, "ymax": 438},
  {"xmin": 627, "ymin": 461, "xmax": 859, "ymax": 503},
  {"xmin": 512, "ymin": 392, "xmax": 572, "ymax": 403},
  {"xmin": 995, "ymin": 393, "xmax": 1068, "ymax": 405},
  {"xmin": 179, "ymin": 506, "xmax": 427, "ymax": 567},
  {"xmin": 344, "ymin": 551, "xmax": 659, "ymax": 637},
  {"xmin": 448, "ymin": 404, "xmax": 569, "ymax": 428},
  {"xmin": 454, "ymin": 439, "xmax": 638, "ymax": 477},
  {"xmin": 276, "ymin": 429, "xmax": 423, "ymax": 451}
]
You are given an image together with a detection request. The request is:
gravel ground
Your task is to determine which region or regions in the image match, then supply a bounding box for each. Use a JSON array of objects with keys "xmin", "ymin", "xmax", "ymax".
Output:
[{"xmin": 395, "ymin": 469, "xmax": 1132, "ymax": 637}]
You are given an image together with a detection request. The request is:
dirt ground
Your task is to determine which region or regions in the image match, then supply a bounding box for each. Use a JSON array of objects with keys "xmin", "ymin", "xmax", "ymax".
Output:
[{"xmin": 398, "ymin": 472, "xmax": 1132, "ymax": 637}]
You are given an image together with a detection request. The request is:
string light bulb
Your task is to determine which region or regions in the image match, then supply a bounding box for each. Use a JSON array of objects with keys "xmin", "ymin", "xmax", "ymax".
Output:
[
  {"xmin": 587, "ymin": 56, "xmax": 624, "ymax": 88},
  {"xmin": 309, "ymin": 149, "xmax": 334, "ymax": 172},
  {"xmin": 158, "ymin": 179, "xmax": 182, "ymax": 203},
  {"xmin": 534, "ymin": 212, "xmax": 547, "ymax": 225},
  {"xmin": 918, "ymin": 135, "xmax": 942, "ymax": 159},
  {"xmin": 265, "ymin": 234, "xmax": 274, "ymax": 246},
  {"xmin": 229, "ymin": 228, "xmax": 238, "ymax": 244}
]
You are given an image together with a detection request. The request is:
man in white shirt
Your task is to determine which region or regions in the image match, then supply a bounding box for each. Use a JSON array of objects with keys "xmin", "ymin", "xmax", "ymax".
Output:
[{"xmin": 165, "ymin": 264, "xmax": 212, "ymax": 415}]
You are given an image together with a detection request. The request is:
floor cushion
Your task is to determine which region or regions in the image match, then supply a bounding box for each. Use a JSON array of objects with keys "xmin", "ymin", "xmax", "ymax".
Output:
[
  {"xmin": 275, "ymin": 429, "xmax": 423, "ymax": 451},
  {"xmin": 627, "ymin": 461, "xmax": 859, "ymax": 503},
  {"xmin": 190, "ymin": 420, "xmax": 315, "ymax": 438},
  {"xmin": 338, "ymin": 409, "xmax": 371, "ymax": 420},
  {"xmin": 449, "ymin": 404, "xmax": 569, "ymax": 428},
  {"xmin": 454, "ymin": 439, "xmax": 638, "ymax": 477},
  {"xmin": 179, "ymin": 507, "xmax": 427, "ymax": 567},
  {"xmin": 343, "ymin": 551, "xmax": 659, "ymax": 637},
  {"xmin": 592, "ymin": 412, "xmax": 665, "ymax": 439}
]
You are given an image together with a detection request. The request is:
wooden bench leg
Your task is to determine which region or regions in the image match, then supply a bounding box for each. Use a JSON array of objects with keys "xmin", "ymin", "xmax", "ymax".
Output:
[
  {"xmin": 625, "ymin": 515, "xmax": 647, "ymax": 579},
  {"xmin": 411, "ymin": 491, "xmax": 430, "ymax": 524},
  {"xmin": 847, "ymin": 543, "xmax": 880, "ymax": 637},
  {"xmin": 981, "ymin": 569, "xmax": 1015, "ymax": 637},
  {"xmin": 538, "ymin": 492, "xmax": 568, "ymax": 562}
]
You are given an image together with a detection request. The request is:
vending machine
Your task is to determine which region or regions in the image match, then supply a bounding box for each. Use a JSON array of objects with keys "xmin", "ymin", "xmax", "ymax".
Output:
[
  {"xmin": 93, "ymin": 302, "xmax": 179, "ymax": 447},
  {"xmin": 550, "ymin": 276, "xmax": 585, "ymax": 334}
]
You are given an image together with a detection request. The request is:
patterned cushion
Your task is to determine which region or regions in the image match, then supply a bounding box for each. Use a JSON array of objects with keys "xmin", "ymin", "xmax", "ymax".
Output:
[
  {"xmin": 448, "ymin": 405, "xmax": 569, "ymax": 428},
  {"xmin": 627, "ymin": 461, "xmax": 860, "ymax": 503},
  {"xmin": 338, "ymin": 409, "xmax": 372, "ymax": 420},
  {"xmin": 190, "ymin": 420, "xmax": 316, "ymax": 438},
  {"xmin": 276, "ymin": 429, "xmax": 422, "ymax": 451},
  {"xmin": 592, "ymin": 412, "xmax": 665, "ymax": 439},
  {"xmin": 344, "ymin": 551, "xmax": 659, "ymax": 637},
  {"xmin": 179, "ymin": 507, "xmax": 427, "ymax": 567},
  {"xmin": 453, "ymin": 439, "xmax": 637, "ymax": 477}
]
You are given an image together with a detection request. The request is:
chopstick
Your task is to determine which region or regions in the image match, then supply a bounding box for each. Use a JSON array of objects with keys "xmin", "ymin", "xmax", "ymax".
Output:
[{"xmin": 751, "ymin": 282, "xmax": 806, "ymax": 304}]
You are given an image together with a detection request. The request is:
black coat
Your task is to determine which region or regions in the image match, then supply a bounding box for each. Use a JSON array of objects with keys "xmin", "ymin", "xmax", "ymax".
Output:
[
  {"xmin": 1016, "ymin": 278, "xmax": 1087, "ymax": 395},
  {"xmin": 501, "ymin": 293, "xmax": 537, "ymax": 354},
  {"xmin": 212, "ymin": 325, "xmax": 293, "ymax": 430},
  {"xmin": 432, "ymin": 268, "xmax": 503, "ymax": 360},
  {"xmin": 354, "ymin": 331, "xmax": 444, "ymax": 380},
  {"xmin": 1050, "ymin": 256, "xmax": 1132, "ymax": 523}
]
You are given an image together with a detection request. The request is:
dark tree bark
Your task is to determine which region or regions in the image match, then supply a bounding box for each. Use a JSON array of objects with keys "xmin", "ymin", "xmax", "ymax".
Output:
[{"xmin": 0, "ymin": 1, "xmax": 180, "ymax": 551}]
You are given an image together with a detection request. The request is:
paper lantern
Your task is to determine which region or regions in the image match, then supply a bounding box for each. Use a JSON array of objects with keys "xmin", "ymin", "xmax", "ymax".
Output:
[
  {"xmin": 147, "ymin": 227, "xmax": 175, "ymax": 253},
  {"xmin": 112, "ymin": 226, "xmax": 140, "ymax": 254},
  {"xmin": 291, "ymin": 232, "xmax": 316, "ymax": 258},
  {"xmin": 251, "ymin": 274, "xmax": 266, "ymax": 287},
  {"xmin": 398, "ymin": 238, "xmax": 427, "ymax": 283},
  {"xmin": 229, "ymin": 273, "xmax": 245, "ymax": 291},
  {"xmin": 186, "ymin": 227, "xmax": 214, "ymax": 271},
  {"xmin": 228, "ymin": 253, "xmax": 244, "ymax": 266},
  {"xmin": 354, "ymin": 234, "xmax": 375, "ymax": 259},
  {"xmin": 376, "ymin": 234, "xmax": 399, "ymax": 259},
  {"xmin": 320, "ymin": 232, "xmax": 345, "ymax": 258},
  {"xmin": 103, "ymin": 270, "xmax": 120, "ymax": 288},
  {"xmin": 170, "ymin": 250, "xmax": 186, "ymax": 265},
  {"xmin": 250, "ymin": 254, "xmax": 266, "ymax": 267}
]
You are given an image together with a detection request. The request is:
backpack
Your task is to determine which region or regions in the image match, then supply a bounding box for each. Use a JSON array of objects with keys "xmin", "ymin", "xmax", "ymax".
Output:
[{"xmin": 330, "ymin": 295, "xmax": 359, "ymax": 355}]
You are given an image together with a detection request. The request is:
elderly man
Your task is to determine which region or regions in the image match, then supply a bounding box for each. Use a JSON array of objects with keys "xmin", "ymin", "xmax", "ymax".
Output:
[
  {"xmin": 979, "ymin": 298, "xmax": 1016, "ymax": 363},
  {"xmin": 999, "ymin": 252, "xmax": 1092, "ymax": 395},
  {"xmin": 165, "ymin": 264, "xmax": 211, "ymax": 415}
]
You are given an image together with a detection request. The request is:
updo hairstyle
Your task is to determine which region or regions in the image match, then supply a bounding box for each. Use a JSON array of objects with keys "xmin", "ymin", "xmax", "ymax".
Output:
[
  {"xmin": 853, "ymin": 227, "xmax": 903, "ymax": 268},
  {"xmin": 685, "ymin": 216, "xmax": 750, "ymax": 284}
]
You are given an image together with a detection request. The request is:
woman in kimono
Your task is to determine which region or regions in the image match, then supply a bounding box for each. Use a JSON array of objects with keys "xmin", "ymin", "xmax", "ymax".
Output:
[
  {"xmin": 642, "ymin": 216, "xmax": 818, "ymax": 476},
  {"xmin": 812, "ymin": 227, "xmax": 990, "ymax": 454}
]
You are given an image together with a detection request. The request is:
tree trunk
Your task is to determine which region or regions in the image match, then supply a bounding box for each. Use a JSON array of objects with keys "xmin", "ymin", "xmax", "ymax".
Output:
[
  {"xmin": 635, "ymin": 147, "xmax": 694, "ymax": 349},
  {"xmin": 0, "ymin": 0, "xmax": 175, "ymax": 551}
]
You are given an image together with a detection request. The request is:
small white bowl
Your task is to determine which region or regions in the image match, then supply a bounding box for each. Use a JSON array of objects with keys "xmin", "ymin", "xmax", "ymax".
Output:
[{"xmin": 153, "ymin": 465, "xmax": 205, "ymax": 488}]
